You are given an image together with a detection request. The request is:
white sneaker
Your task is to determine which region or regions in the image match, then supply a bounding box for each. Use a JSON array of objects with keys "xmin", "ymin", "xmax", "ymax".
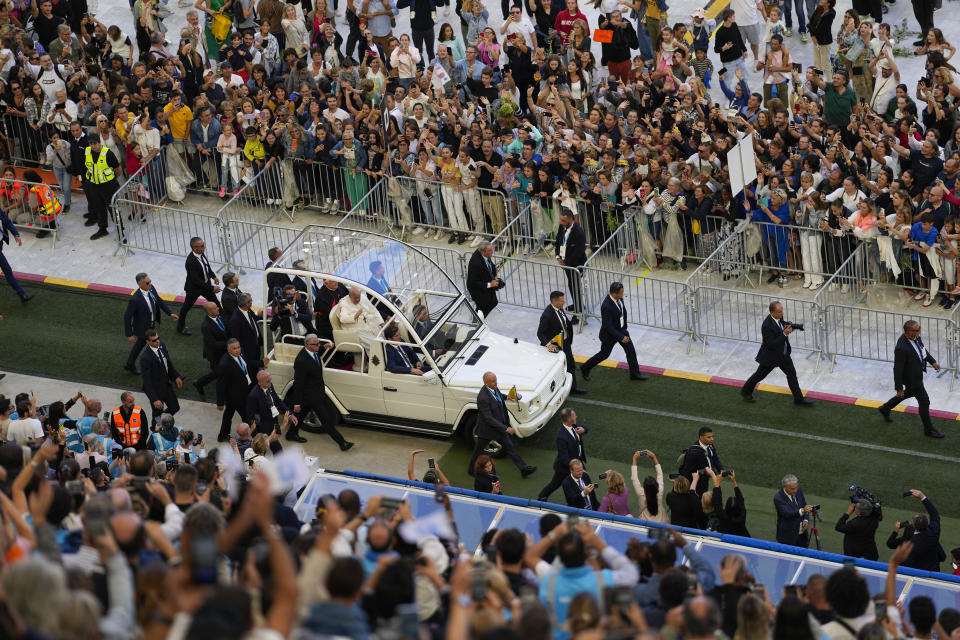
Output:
[
  {"xmin": 434, "ymin": 229, "xmax": 443, "ymax": 240},
  {"xmin": 828, "ymin": 283, "xmax": 838, "ymax": 291},
  {"xmin": 923, "ymin": 296, "xmax": 934, "ymax": 307},
  {"xmin": 802, "ymin": 281, "xmax": 811, "ymax": 289},
  {"xmin": 412, "ymin": 226, "xmax": 425, "ymax": 235},
  {"xmin": 914, "ymin": 291, "xmax": 926, "ymax": 301},
  {"xmin": 470, "ymin": 235, "xmax": 481, "ymax": 247},
  {"xmin": 810, "ymin": 282, "xmax": 822, "ymax": 290}
]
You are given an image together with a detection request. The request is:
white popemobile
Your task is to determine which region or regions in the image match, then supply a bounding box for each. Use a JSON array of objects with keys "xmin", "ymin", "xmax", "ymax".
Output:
[{"xmin": 264, "ymin": 226, "xmax": 572, "ymax": 455}]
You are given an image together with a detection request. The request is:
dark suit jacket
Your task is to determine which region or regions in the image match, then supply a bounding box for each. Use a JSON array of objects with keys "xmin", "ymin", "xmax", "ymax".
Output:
[
  {"xmin": 124, "ymin": 286, "xmax": 173, "ymax": 338},
  {"xmin": 553, "ymin": 424, "xmax": 588, "ymax": 472},
  {"xmin": 229, "ymin": 307, "xmax": 262, "ymax": 369},
  {"xmin": 221, "ymin": 287, "xmax": 242, "ymax": 316},
  {"xmin": 755, "ymin": 314, "xmax": 793, "ymax": 367},
  {"xmin": 200, "ymin": 315, "xmax": 231, "ymax": 365},
  {"xmin": 835, "ymin": 512, "xmax": 880, "ymax": 560},
  {"xmin": 246, "ymin": 383, "xmax": 290, "ymax": 434},
  {"xmin": 215, "ymin": 352, "xmax": 255, "ymax": 408},
  {"xmin": 562, "ymin": 472, "xmax": 600, "ymax": 510},
  {"xmin": 184, "ymin": 252, "xmax": 216, "ymax": 295},
  {"xmin": 314, "ymin": 283, "xmax": 350, "ymax": 339},
  {"xmin": 367, "ymin": 275, "xmax": 392, "ymax": 318},
  {"xmin": 0, "ymin": 209, "xmax": 18, "ymax": 248},
  {"xmin": 291, "ymin": 348, "xmax": 327, "ymax": 406},
  {"xmin": 537, "ymin": 304, "xmax": 574, "ymax": 349},
  {"xmin": 265, "ymin": 263, "xmax": 292, "ymax": 302},
  {"xmin": 385, "ymin": 342, "xmax": 424, "ymax": 374},
  {"xmin": 140, "ymin": 342, "xmax": 182, "ymax": 405},
  {"xmin": 598, "ymin": 295, "xmax": 629, "ymax": 344},
  {"xmin": 893, "ymin": 334, "xmax": 937, "ymax": 391},
  {"xmin": 476, "ymin": 386, "xmax": 511, "ymax": 441},
  {"xmin": 555, "ymin": 222, "xmax": 587, "ymax": 267},
  {"xmin": 774, "ymin": 488, "xmax": 809, "ymax": 546},
  {"xmin": 679, "ymin": 441, "xmax": 723, "ymax": 494},
  {"xmin": 466, "ymin": 250, "xmax": 502, "ymax": 309},
  {"xmin": 886, "ymin": 498, "xmax": 945, "ymax": 571}
]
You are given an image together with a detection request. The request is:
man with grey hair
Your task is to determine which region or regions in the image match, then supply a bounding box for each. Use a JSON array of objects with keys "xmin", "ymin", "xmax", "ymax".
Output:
[
  {"xmin": 290, "ymin": 333, "xmax": 352, "ymax": 449},
  {"xmin": 466, "ymin": 241, "xmax": 504, "ymax": 317},
  {"xmin": 835, "ymin": 497, "xmax": 880, "ymax": 560},
  {"xmin": 124, "ymin": 272, "xmax": 178, "ymax": 375},
  {"xmin": 774, "ymin": 473, "xmax": 813, "ymax": 547},
  {"xmin": 740, "ymin": 300, "xmax": 813, "ymax": 406}
]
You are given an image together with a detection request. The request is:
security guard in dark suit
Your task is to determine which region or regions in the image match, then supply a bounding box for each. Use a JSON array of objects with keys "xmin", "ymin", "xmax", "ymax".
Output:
[
  {"xmin": 467, "ymin": 371, "xmax": 537, "ymax": 478},
  {"xmin": 215, "ymin": 338, "xmax": 256, "ymax": 442},
  {"xmin": 537, "ymin": 290, "xmax": 586, "ymax": 394},
  {"xmin": 740, "ymin": 300, "xmax": 814, "ymax": 406},
  {"xmin": 123, "ymin": 272, "xmax": 178, "ymax": 374},
  {"xmin": 289, "ymin": 334, "xmax": 353, "ymax": 449},
  {"xmin": 877, "ymin": 320, "xmax": 945, "ymax": 438}
]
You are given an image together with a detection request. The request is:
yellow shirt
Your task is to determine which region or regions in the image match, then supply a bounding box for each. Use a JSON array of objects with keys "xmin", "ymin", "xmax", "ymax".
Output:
[
  {"xmin": 244, "ymin": 138, "xmax": 265, "ymax": 162},
  {"xmin": 114, "ymin": 113, "xmax": 136, "ymax": 143},
  {"xmin": 645, "ymin": 0, "xmax": 665, "ymax": 20},
  {"xmin": 163, "ymin": 104, "xmax": 194, "ymax": 140}
]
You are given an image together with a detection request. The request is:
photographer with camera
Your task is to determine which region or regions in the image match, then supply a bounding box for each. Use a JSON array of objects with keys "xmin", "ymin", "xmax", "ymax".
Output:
[
  {"xmin": 835, "ymin": 488, "xmax": 881, "ymax": 560},
  {"xmin": 740, "ymin": 301, "xmax": 814, "ymax": 406},
  {"xmin": 885, "ymin": 489, "xmax": 945, "ymax": 572},
  {"xmin": 710, "ymin": 469, "xmax": 751, "ymax": 537},
  {"xmin": 269, "ymin": 283, "xmax": 316, "ymax": 340}
]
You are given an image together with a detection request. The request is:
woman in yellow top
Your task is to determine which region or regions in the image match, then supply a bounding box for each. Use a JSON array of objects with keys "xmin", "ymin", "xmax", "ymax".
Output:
[{"xmin": 437, "ymin": 145, "xmax": 469, "ymax": 245}]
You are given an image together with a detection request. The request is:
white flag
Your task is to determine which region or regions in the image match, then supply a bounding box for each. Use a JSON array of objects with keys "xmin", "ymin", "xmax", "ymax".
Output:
[
  {"xmin": 432, "ymin": 62, "xmax": 451, "ymax": 90},
  {"xmin": 398, "ymin": 507, "xmax": 455, "ymax": 543}
]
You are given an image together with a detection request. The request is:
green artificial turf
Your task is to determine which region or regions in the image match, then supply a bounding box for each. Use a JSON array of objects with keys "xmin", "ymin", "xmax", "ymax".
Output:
[
  {"xmin": 437, "ymin": 365, "xmax": 960, "ymax": 561},
  {"xmin": 2, "ymin": 281, "xmax": 959, "ymax": 561}
]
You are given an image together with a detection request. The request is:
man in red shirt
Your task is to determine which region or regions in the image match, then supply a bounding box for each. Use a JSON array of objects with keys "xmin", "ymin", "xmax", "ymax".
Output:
[{"xmin": 554, "ymin": 0, "xmax": 587, "ymax": 44}]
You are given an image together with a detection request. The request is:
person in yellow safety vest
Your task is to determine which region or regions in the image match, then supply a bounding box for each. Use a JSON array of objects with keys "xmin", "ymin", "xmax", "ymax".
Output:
[
  {"xmin": 110, "ymin": 391, "xmax": 150, "ymax": 450},
  {"xmin": 22, "ymin": 169, "xmax": 60, "ymax": 240},
  {"xmin": 84, "ymin": 134, "xmax": 120, "ymax": 241}
]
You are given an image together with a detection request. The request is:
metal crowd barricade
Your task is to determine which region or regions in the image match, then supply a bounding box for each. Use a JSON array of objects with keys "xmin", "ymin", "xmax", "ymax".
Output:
[
  {"xmin": 110, "ymin": 152, "xmax": 167, "ymax": 218},
  {"xmin": 743, "ymin": 220, "xmax": 869, "ymax": 287},
  {"xmin": 2, "ymin": 115, "xmax": 46, "ymax": 165},
  {"xmin": 334, "ymin": 178, "xmax": 396, "ymax": 237},
  {"xmin": 113, "ymin": 198, "xmax": 229, "ymax": 266},
  {"xmin": 216, "ymin": 163, "xmax": 286, "ymax": 223},
  {"xmin": 0, "ymin": 175, "xmax": 64, "ymax": 245},
  {"xmin": 393, "ymin": 175, "xmax": 507, "ymax": 242},
  {"xmin": 221, "ymin": 219, "xmax": 304, "ymax": 272},
  {"xmin": 409, "ymin": 243, "xmax": 467, "ymax": 285},
  {"xmin": 491, "ymin": 252, "xmax": 586, "ymax": 323}
]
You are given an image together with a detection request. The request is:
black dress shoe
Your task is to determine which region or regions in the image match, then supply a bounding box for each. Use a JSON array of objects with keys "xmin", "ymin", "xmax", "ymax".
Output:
[
  {"xmin": 630, "ymin": 372, "xmax": 649, "ymax": 381},
  {"xmin": 193, "ymin": 381, "xmax": 205, "ymax": 396},
  {"xmin": 89, "ymin": 229, "xmax": 109, "ymax": 240},
  {"xmin": 19, "ymin": 293, "xmax": 34, "ymax": 304},
  {"xmin": 123, "ymin": 364, "xmax": 141, "ymax": 375},
  {"xmin": 285, "ymin": 434, "xmax": 308, "ymax": 443},
  {"xmin": 340, "ymin": 441, "xmax": 355, "ymax": 451},
  {"xmin": 794, "ymin": 398, "xmax": 814, "ymax": 406},
  {"xmin": 520, "ymin": 465, "xmax": 538, "ymax": 478},
  {"xmin": 178, "ymin": 328, "xmax": 193, "ymax": 336},
  {"xmin": 741, "ymin": 393, "xmax": 757, "ymax": 403},
  {"xmin": 580, "ymin": 365, "xmax": 591, "ymax": 381},
  {"xmin": 878, "ymin": 408, "xmax": 893, "ymax": 423},
  {"xmin": 572, "ymin": 387, "xmax": 587, "ymax": 394},
  {"xmin": 924, "ymin": 429, "xmax": 946, "ymax": 439}
]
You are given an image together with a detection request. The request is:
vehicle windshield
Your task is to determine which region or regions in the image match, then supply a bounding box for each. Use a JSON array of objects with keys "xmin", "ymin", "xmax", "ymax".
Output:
[{"xmin": 421, "ymin": 298, "xmax": 483, "ymax": 371}]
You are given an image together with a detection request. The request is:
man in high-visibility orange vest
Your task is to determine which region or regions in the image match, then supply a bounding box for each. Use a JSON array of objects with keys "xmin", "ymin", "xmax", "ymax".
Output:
[
  {"xmin": 23, "ymin": 169, "xmax": 61, "ymax": 239},
  {"xmin": 110, "ymin": 391, "xmax": 149, "ymax": 450}
]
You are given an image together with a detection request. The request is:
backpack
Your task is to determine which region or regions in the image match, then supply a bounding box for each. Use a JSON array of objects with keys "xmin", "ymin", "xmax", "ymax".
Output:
[{"xmin": 232, "ymin": 0, "xmax": 248, "ymax": 22}]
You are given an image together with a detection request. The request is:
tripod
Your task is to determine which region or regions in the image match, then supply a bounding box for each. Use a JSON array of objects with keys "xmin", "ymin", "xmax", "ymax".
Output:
[{"xmin": 809, "ymin": 508, "xmax": 822, "ymax": 551}]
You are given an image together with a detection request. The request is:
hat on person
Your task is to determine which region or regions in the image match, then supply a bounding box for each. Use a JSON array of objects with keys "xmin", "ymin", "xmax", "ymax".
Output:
[
  {"xmin": 877, "ymin": 58, "xmax": 891, "ymax": 70},
  {"xmin": 691, "ymin": 8, "xmax": 706, "ymax": 19}
]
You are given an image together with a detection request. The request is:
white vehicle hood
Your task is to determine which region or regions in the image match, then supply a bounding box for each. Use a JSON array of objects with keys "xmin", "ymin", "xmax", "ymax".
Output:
[{"xmin": 444, "ymin": 330, "xmax": 563, "ymax": 392}]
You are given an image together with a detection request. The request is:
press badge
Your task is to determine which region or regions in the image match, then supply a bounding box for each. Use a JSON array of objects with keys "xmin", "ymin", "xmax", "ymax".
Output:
[{"xmin": 270, "ymin": 406, "xmax": 280, "ymax": 418}]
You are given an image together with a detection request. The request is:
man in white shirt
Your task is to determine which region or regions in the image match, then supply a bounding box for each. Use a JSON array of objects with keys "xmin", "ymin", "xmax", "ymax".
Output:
[
  {"xmin": 23, "ymin": 53, "xmax": 71, "ymax": 102},
  {"xmin": 45, "ymin": 88, "xmax": 78, "ymax": 135},
  {"xmin": 322, "ymin": 94, "xmax": 350, "ymax": 124},
  {"xmin": 869, "ymin": 50, "xmax": 899, "ymax": 113},
  {"xmin": 7, "ymin": 399, "xmax": 43, "ymax": 443},
  {"xmin": 214, "ymin": 61, "xmax": 245, "ymax": 92},
  {"xmin": 500, "ymin": 7, "xmax": 536, "ymax": 51},
  {"xmin": 334, "ymin": 288, "xmax": 381, "ymax": 333}
]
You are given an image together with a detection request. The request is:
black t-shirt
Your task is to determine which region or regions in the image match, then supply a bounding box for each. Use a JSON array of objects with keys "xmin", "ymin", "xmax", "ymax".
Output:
[
  {"xmin": 471, "ymin": 149, "xmax": 503, "ymax": 189},
  {"xmin": 910, "ymin": 150, "xmax": 944, "ymax": 190},
  {"xmin": 35, "ymin": 13, "xmax": 65, "ymax": 51}
]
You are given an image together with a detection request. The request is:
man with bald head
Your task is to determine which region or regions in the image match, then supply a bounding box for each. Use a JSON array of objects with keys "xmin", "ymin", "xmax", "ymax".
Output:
[
  {"xmin": 684, "ymin": 596, "xmax": 723, "ymax": 640},
  {"xmin": 333, "ymin": 287, "xmax": 381, "ymax": 333},
  {"xmin": 246, "ymin": 370, "xmax": 295, "ymax": 452},
  {"xmin": 467, "ymin": 371, "xmax": 537, "ymax": 478},
  {"xmin": 917, "ymin": 184, "xmax": 954, "ymax": 229},
  {"xmin": 195, "ymin": 301, "xmax": 231, "ymax": 396}
]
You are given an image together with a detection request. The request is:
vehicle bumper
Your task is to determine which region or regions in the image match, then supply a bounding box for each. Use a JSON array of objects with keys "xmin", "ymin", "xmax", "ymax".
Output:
[{"xmin": 512, "ymin": 372, "xmax": 573, "ymax": 438}]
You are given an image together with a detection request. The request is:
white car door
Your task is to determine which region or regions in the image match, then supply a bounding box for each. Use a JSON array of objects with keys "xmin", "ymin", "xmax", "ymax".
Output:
[
  {"xmin": 322, "ymin": 343, "xmax": 386, "ymax": 416},
  {"xmin": 380, "ymin": 343, "xmax": 447, "ymax": 425}
]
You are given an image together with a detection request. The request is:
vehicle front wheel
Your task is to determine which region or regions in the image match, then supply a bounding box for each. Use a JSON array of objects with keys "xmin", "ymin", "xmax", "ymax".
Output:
[{"xmin": 457, "ymin": 410, "xmax": 506, "ymax": 458}]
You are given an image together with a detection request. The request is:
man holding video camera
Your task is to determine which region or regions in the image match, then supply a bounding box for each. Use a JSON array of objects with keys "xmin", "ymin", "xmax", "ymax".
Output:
[
  {"xmin": 835, "ymin": 499, "xmax": 880, "ymax": 560},
  {"xmin": 740, "ymin": 301, "xmax": 814, "ymax": 406}
]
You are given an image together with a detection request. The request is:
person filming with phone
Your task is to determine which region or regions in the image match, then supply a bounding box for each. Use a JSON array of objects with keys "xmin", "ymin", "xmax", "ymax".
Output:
[{"xmin": 562, "ymin": 458, "xmax": 599, "ymax": 510}]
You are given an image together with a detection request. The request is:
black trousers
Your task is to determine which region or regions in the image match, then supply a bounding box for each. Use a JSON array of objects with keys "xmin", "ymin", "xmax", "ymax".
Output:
[
  {"xmin": 565, "ymin": 266, "xmax": 584, "ymax": 315},
  {"xmin": 582, "ymin": 336, "xmax": 639, "ymax": 376},
  {"xmin": 125, "ymin": 334, "xmax": 148, "ymax": 369},
  {"xmin": 88, "ymin": 181, "xmax": 116, "ymax": 231},
  {"xmin": 475, "ymin": 296, "xmax": 498, "ymax": 318},
  {"xmin": 411, "ymin": 29, "xmax": 434, "ymax": 64},
  {"xmin": 879, "ymin": 384, "xmax": 934, "ymax": 431},
  {"xmin": 177, "ymin": 285, "xmax": 221, "ymax": 332},
  {"xmin": 295, "ymin": 398, "xmax": 348, "ymax": 445},
  {"xmin": 741, "ymin": 356, "xmax": 804, "ymax": 401},
  {"xmin": 468, "ymin": 435, "xmax": 527, "ymax": 475},
  {"xmin": 538, "ymin": 466, "xmax": 568, "ymax": 501},
  {"xmin": 913, "ymin": 0, "xmax": 935, "ymax": 40},
  {"xmin": 150, "ymin": 391, "xmax": 180, "ymax": 424},
  {"xmin": 218, "ymin": 402, "xmax": 246, "ymax": 439},
  {"xmin": 196, "ymin": 359, "xmax": 220, "ymax": 388}
]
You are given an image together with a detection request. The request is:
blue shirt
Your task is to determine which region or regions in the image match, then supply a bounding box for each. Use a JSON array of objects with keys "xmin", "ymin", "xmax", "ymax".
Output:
[{"xmin": 909, "ymin": 222, "xmax": 939, "ymax": 261}]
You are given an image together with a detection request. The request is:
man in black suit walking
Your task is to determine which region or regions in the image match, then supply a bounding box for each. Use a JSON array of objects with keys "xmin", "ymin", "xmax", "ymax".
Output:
[
  {"xmin": 537, "ymin": 407, "xmax": 588, "ymax": 502},
  {"xmin": 538, "ymin": 291, "xmax": 586, "ymax": 394},
  {"xmin": 466, "ymin": 241, "xmax": 505, "ymax": 318},
  {"xmin": 740, "ymin": 301, "xmax": 814, "ymax": 406},
  {"xmin": 467, "ymin": 371, "xmax": 537, "ymax": 478},
  {"xmin": 220, "ymin": 272, "xmax": 243, "ymax": 316},
  {"xmin": 195, "ymin": 302, "xmax": 231, "ymax": 396},
  {"xmin": 123, "ymin": 272, "xmax": 178, "ymax": 375},
  {"xmin": 176, "ymin": 236, "xmax": 222, "ymax": 335},
  {"xmin": 215, "ymin": 338, "xmax": 255, "ymax": 442},
  {"xmin": 140, "ymin": 329, "xmax": 184, "ymax": 423},
  {"xmin": 556, "ymin": 210, "xmax": 586, "ymax": 322},
  {"xmin": 247, "ymin": 370, "xmax": 296, "ymax": 452},
  {"xmin": 877, "ymin": 320, "xmax": 945, "ymax": 438},
  {"xmin": 289, "ymin": 334, "xmax": 353, "ymax": 449},
  {"xmin": 229, "ymin": 292, "xmax": 263, "ymax": 371},
  {"xmin": 561, "ymin": 459, "xmax": 600, "ymax": 510},
  {"xmin": 581, "ymin": 282, "xmax": 647, "ymax": 382}
]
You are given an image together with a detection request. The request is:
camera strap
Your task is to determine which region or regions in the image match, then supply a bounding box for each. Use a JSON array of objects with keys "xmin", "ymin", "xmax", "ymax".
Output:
[{"xmin": 834, "ymin": 618, "xmax": 858, "ymax": 637}]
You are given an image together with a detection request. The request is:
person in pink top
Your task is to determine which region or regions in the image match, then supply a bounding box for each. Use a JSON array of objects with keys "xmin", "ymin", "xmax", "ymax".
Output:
[
  {"xmin": 554, "ymin": 0, "xmax": 587, "ymax": 45},
  {"xmin": 598, "ymin": 469, "xmax": 633, "ymax": 516}
]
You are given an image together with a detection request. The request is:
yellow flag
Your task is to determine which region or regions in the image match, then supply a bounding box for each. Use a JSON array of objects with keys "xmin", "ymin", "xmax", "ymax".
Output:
[
  {"xmin": 552, "ymin": 333, "xmax": 563, "ymax": 348},
  {"xmin": 507, "ymin": 386, "xmax": 520, "ymax": 401}
]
